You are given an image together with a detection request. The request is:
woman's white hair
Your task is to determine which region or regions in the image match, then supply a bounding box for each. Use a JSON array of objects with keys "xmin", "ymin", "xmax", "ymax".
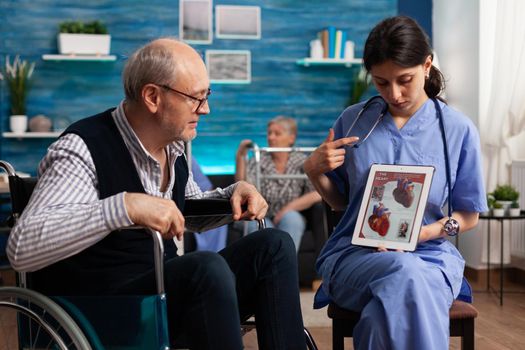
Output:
[{"xmin": 268, "ymin": 115, "xmax": 297, "ymax": 137}]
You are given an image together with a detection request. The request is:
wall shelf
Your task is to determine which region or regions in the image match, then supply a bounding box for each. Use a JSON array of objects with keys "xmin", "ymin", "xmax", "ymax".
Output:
[
  {"xmin": 42, "ymin": 54, "xmax": 117, "ymax": 62},
  {"xmin": 296, "ymin": 58, "xmax": 362, "ymax": 67},
  {"xmin": 3, "ymin": 132, "xmax": 61, "ymax": 138}
]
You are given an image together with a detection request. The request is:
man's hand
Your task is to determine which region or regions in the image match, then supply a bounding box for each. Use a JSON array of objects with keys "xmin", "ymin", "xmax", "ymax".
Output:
[
  {"xmin": 230, "ymin": 181, "xmax": 268, "ymax": 221},
  {"xmin": 124, "ymin": 193, "xmax": 185, "ymax": 240},
  {"xmin": 304, "ymin": 129, "xmax": 359, "ymax": 177}
]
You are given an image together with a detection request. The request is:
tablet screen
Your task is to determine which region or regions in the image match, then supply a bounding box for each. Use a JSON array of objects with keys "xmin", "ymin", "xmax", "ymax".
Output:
[{"xmin": 351, "ymin": 164, "xmax": 434, "ymax": 251}]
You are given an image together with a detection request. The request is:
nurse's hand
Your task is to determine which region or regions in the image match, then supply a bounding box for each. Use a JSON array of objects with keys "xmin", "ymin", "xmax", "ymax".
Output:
[
  {"xmin": 418, "ymin": 221, "xmax": 447, "ymax": 242},
  {"xmin": 304, "ymin": 129, "xmax": 359, "ymax": 177},
  {"xmin": 376, "ymin": 245, "xmax": 404, "ymax": 253}
]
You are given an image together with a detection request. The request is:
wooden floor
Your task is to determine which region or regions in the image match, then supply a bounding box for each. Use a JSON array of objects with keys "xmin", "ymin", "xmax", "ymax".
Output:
[
  {"xmin": 244, "ymin": 279, "xmax": 525, "ymax": 350},
  {"xmin": 2, "ymin": 270, "xmax": 525, "ymax": 350}
]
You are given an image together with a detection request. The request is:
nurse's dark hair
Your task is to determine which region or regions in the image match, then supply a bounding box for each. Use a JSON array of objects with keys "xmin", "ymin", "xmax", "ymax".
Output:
[{"xmin": 363, "ymin": 15, "xmax": 445, "ymax": 99}]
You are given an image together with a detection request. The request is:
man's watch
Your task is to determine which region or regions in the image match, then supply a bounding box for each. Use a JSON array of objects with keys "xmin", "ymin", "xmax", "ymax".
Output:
[{"xmin": 443, "ymin": 218, "xmax": 460, "ymax": 237}]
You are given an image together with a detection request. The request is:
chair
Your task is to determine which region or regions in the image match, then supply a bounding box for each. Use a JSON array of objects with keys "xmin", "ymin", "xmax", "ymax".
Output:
[
  {"xmin": 324, "ymin": 205, "xmax": 478, "ymax": 350},
  {"xmin": 0, "ymin": 160, "xmax": 318, "ymax": 350},
  {"xmin": 328, "ymin": 300, "xmax": 477, "ymax": 350}
]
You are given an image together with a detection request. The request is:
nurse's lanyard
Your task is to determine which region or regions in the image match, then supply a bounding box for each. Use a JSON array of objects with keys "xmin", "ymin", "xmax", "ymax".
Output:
[{"xmin": 345, "ymin": 96, "xmax": 457, "ymax": 231}]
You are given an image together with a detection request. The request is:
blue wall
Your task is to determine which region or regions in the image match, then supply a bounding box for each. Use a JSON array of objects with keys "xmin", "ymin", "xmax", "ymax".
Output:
[
  {"xmin": 1, "ymin": 0, "xmax": 399, "ymax": 175},
  {"xmin": 398, "ymin": 0, "xmax": 432, "ymax": 41}
]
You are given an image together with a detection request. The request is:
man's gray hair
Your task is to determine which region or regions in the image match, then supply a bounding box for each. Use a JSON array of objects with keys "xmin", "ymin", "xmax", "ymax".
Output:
[
  {"xmin": 268, "ymin": 115, "xmax": 297, "ymax": 137},
  {"xmin": 123, "ymin": 39, "xmax": 179, "ymax": 102}
]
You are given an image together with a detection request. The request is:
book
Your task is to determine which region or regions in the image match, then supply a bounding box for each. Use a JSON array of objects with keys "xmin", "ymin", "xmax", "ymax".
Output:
[
  {"xmin": 340, "ymin": 31, "xmax": 347, "ymax": 59},
  {"xmin": 334, "ymin": 30, "xmax": 343, "ymax": 59},
  {"xmin": 320, "ymin": 29, "xmax": 329, "ymax": 59},
  {"xmin": 327, "ymin": 26, "xmax": 336, "ymax": 58}
]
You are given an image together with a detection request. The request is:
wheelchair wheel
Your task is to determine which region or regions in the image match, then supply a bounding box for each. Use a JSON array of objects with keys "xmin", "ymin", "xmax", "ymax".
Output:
[{"xmin": 0, "ymin": 286, "xmax": 92, "ymax": 350}]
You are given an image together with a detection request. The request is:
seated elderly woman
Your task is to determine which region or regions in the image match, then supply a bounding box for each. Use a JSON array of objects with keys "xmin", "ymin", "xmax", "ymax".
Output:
[{"xmin": 235, "ymin": 116, "xmax": 321, "ymax": 251}]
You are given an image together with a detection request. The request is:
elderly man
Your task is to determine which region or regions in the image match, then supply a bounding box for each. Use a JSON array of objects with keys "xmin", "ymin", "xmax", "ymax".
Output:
[{"xmin": 7, "ymin": 38, "xmax": 306, "ymax": 349}]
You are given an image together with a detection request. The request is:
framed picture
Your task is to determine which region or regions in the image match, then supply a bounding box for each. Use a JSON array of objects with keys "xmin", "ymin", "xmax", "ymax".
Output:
[
  {"xmin": 215, "ymin": 5, "xmax": 261, "ymax": 40},
  {"xmin": 205, "ymin": 50, "xmax": 251, "ymax": 84},
  {"xmin": 180, "ymin": 0, "xmax": 212, "ymax": 44}
]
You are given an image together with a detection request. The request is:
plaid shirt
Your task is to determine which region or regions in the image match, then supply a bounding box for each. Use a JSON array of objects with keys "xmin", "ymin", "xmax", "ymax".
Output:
[
  {"xmin": 7, "ymin": 101, "xmax": 235, "ymax": 272},
  {"xmin": 247, "ymin": 152, "xmax": 315, "ymax": 218}
]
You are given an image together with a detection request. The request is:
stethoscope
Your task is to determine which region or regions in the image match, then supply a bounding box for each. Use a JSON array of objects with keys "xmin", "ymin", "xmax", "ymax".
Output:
[{"xmin": 346, "ymin": 95, "xmax": 457, "ymax": 233}]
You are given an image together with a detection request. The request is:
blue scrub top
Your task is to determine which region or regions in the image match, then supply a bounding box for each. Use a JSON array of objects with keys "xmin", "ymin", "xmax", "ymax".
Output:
[{"xmin": 317, "ymin": 98, "xmax": 488, "ymax": 299}]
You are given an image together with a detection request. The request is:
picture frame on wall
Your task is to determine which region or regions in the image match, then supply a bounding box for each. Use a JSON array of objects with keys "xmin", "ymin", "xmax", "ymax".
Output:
[
  {"xmin": 215, "ymin": 5, "xmax": 261, "ymax": 40},
  {"xmin": 205, "ymin": 50, "xmax": 251, "ymax": 84},
  {"xmin": 180, "ymin": 0, "xmax": 213, "ymax": 44}
]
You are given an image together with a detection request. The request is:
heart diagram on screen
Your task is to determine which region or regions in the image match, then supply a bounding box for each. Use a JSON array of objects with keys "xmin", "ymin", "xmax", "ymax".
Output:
[{"xmin": 368, "ymin": 202, "xmax": 391, "ymax": 236}]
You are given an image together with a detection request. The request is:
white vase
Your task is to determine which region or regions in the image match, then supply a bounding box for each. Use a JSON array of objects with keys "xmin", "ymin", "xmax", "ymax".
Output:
[
  {"xmin": 344, "ymin": 40, "xmax": 355, "ymax": 60},
  {"xmin": 492, "ymin": 208, "xmax": 505, "ymax": 217},
  {"xmin": 509, "ymin": 208, "xmax": 521, "ymax": 216},
  {"xmin": 10, "ymin": 115, "xmax": 28, "ymax": 134},
  {"xmin": 310, "ymin": 39, "xmax": 324, "ymax": 59}
]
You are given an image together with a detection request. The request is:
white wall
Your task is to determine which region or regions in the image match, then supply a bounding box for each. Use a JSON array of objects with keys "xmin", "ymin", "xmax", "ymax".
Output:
[{"xmin": 433, "ymin": 0, "xmax": 484, "ymax": 268}]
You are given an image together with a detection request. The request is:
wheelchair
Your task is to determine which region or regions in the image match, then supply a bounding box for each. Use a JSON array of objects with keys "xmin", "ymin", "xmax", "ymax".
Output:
[{"xmin": 0, "ymin": 160, "xmax": 318, "ymax": 349}]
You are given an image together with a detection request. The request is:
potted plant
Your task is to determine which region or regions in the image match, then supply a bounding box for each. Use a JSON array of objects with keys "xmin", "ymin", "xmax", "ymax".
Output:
[
  {"xmin": 491, "ymin": 184, "xmax": 519, "ymax": 215},
  {"xmin": 1, "ymin": 55, "xmax": 36, "ymax": 134},
  {"xmin": 492, "ymin": 201, "xmax": 505, "ymax": 217},
  {"xmin": 509, "ymin": 201, "xmax": 521, "ymax": 216},
  {"xmin": 485, "ymin": 194, "xmax": 495, "ymax": 216},
  {"xmin": 58, "ymin": 20, "xmax": 111, "ymax": 55},
  {"xmin": 346, "ymin": 67, "xmax": 372, "ymax": 106}
]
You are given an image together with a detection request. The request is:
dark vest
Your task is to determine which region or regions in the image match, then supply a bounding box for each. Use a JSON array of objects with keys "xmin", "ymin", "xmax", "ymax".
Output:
[{"xmin": 31, "ymin": 109, "xmax": 188, "ymax": 295}]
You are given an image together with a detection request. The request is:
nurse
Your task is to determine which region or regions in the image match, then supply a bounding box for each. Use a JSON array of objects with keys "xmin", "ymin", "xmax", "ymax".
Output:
[{"xmin": 304, "ymin": 15, "xmax": 488, "ymax": 349}]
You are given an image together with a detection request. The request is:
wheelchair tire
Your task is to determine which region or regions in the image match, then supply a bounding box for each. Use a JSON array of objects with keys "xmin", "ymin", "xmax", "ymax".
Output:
[{"xmin": 0, "ymin": 286, "xmax": 92, "ymax": 350}]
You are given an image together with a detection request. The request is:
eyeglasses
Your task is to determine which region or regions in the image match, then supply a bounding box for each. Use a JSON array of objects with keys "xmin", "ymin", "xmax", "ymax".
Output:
[{"xmin": 159, "ymin": 84, "xmax": 211, "ymax": 112}]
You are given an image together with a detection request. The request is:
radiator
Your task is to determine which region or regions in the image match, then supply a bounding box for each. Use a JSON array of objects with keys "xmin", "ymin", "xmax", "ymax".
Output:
[{"xmin": 511, "ymin": 160, "xmax": 525, "ymax": 258}]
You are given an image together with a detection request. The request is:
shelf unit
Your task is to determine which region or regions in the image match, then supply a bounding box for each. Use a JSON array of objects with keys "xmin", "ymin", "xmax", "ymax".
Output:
[
  {"xmin": 2, "ymin": 132, "xmax": 61, "ymax": 138},
  {"xmin": 42, "ymin": 54, "xmax": 117, "ymax": 62},
  {"xmin": 296, "ymin": 58, "xmax": 362, "ymax": 67}
]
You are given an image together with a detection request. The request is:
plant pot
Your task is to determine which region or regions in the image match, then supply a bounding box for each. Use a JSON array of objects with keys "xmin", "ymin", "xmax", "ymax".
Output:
[
  {"xmin": 495, "ymin": 200, "xmax": 512, "ymax": 209},
  {"xmin": 58, "ymin": 33, "xmax": 111, "ymax": 55},
  {"xmin": 10, "ymin": 115, "xmax": 28, "ymax": 134},
  {"xmin": 492, "ymin": 208, "xmax": 505, "ymax": 217},
  {"xmin": 509, "ymin": 208, "xmax": 521, "ymax": 216}
]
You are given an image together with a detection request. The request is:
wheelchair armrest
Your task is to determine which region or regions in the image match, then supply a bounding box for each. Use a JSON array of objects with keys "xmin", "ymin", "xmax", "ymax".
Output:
[
  {"xmin": 183, "ymin": 198, "xmax": 237, "ymax": 232},
  {"xmin": 183, "ymin": 198, "xmax": 233, "ymax": 216}
]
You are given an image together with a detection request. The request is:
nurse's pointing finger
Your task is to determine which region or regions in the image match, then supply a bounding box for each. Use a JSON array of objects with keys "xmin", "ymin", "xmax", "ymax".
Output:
[{"xmin": 332, "ymin": 136, "xmax": 359, "ymax": 148}]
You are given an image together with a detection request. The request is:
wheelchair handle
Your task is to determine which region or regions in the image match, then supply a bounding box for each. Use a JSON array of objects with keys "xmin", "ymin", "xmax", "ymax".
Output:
[
  {"xmin": 127, "ymin": 226, "xmax": 166, "ymax": 295},
  {"xmin": 257, "ymin": 219, "xmax": 266, "ymax": 230},
  {"xmin": 0, "ymin": 160, "xmax": 16, "ymax": 176},
  {"xmin": 148, "ymin": 229, "xmax": 166, "ymax": 295}
]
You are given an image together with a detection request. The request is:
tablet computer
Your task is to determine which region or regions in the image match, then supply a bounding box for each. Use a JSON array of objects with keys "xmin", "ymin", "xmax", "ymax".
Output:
[{"xmin": 351, "ymin": 164, "xmax": 435, "ymax": 251}]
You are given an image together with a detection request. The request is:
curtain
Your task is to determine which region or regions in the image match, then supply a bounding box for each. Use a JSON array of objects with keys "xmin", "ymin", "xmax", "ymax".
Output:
[{"xmin": 480, "ymin": 0, "xmax": 525, "ymax": 264}]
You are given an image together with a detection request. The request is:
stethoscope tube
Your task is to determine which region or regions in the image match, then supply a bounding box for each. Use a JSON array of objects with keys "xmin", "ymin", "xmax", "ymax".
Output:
[
  {"xmin": 433, "ymin": 98, "xmax": 454, "ymax": 219},
  {"xmin": 344, "ymin": 96, "xmax": 388, "ymax": 148}
]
